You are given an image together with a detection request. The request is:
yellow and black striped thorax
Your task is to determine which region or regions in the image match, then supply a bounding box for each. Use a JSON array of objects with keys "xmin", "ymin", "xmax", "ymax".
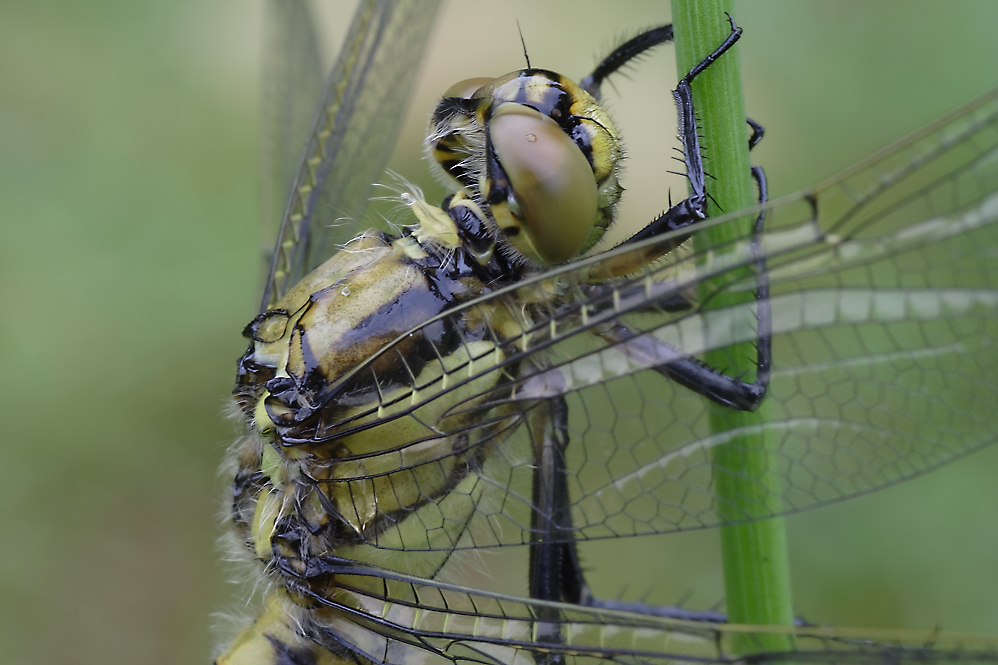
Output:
[
  {"xmin": 228, "ymin": 225, "xmax": 527, "ymax": 605},
  {"xmin": 427, "ymin": 69, "xmax": 623, "ymax": 266}
]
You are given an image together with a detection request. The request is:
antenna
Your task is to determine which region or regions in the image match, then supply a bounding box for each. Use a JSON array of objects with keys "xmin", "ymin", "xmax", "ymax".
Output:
[{"xmin": 516, "ymin": 20, "xmax": 531, "ymax": 69}]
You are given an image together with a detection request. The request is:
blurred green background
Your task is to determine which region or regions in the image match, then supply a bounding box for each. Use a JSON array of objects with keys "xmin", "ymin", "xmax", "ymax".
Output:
[{"xmin": 1, "ymin": 1, "xmax": 995, "ymax": 663}]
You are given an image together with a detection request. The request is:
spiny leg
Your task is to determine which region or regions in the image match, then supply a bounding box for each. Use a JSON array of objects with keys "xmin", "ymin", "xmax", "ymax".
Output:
[
  {"xmin": 580, "ymin": 25, "xmax": 674, "ymax": 97},
  {"xmin": 528, "ymin": 395, "xmax": 580, "ymax": 605},
  {"xmin": 526, "ymin": 396, "xmax": 577, "ymax": 665},
  {"xmin": 604, "ymin": 15, "xmax": 770, "ymax": 411},
  {"xmin": 600, "ymin": 165, "xmax": 770, "ymax": 413},
  {"xmin": 621, "ymin": 13, "xmax": 743, "ymax": 248},
  {"xmin": 587, "ymin": 17, "xmax": 757, "ymax": 280},
  {"xmin": 581, "ymin": 17, "xmax": 742, "ymax": 241}
]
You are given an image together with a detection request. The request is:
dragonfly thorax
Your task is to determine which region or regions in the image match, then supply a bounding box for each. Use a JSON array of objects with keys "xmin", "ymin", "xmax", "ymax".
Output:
[
  {"xmin": 427, "ymin": 69, "xmax": 623, "ymax": 266},
  {"xmin": 229, "ymin": 226, "xmax": 531, "ymax": 614}
]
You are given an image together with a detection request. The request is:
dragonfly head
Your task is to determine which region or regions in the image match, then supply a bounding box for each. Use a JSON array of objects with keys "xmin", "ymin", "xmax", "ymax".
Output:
[{"xmin": 427, "ymin": 69, "xmax": 623, "ymax": 266}]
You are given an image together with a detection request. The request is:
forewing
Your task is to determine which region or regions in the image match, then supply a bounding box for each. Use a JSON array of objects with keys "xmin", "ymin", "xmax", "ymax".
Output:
[
  {"xmin": 300, "ymin": 87, "xmax": 998, "ymax": 552},
  {"xmin": 260, "ymin": 0, "xmax": 441, "ymax": 312}
]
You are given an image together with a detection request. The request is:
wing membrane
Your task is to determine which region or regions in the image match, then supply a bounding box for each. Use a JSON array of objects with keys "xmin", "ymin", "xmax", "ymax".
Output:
[
  {"xmin": 259, "ymin": 0, "xmax": 324, "ymax": 284},
  {"xmin": 260, "ymin": 0, "xmax": 441, "ymax": 312},
  {"xmin": 304, "ymin": 87, "xmax": 998, "ymax": 550},
  {"xmin": 299, "ymin": 562, "xmax": 998, "ymax": 665}
]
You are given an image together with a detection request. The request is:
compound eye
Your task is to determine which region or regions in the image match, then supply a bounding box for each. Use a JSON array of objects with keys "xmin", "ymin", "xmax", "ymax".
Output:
[
  {"xmin": 443, "ymin": 77, "xmax": 494, "ymax": 99},
  {"xmin": 490, "ymin": 103, "xmax": 597, "ymax": 264}
]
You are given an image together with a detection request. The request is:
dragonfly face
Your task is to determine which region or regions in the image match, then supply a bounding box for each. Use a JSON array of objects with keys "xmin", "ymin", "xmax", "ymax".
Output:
[
  {"xmin": 427, "ymin": 68, "xmax": 623, "ymax": 264},
  {"xmin": 216, "ymin": 2, "xmax": 998, "ymax": 664}
]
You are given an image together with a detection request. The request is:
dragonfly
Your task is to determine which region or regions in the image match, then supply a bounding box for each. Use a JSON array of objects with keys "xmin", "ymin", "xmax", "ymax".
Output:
[{"xmin": 216, "ymin": 1, "xmax": 998, "ymax": 663}]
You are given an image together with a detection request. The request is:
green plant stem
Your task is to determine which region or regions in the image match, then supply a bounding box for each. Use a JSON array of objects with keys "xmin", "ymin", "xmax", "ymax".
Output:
[{"xmin": 670, "ymin": 0, "xmax": 795, "ymax": 652}]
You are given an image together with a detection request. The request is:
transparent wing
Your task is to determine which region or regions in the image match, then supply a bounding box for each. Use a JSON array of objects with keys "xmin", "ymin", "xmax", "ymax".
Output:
[
  {"xmin": 260, "ymin": 0, "xmax": 441, "ymax": 312},
  {"xmin": 259, "ymin": 0, "xmax": 324, "ymax": 280},
  {"xmin": 306, "ymin": 562, "xmax": 998, "ymax": 665},
  {"xmin": 291, "ymin": 87, "xmax": 998, "ymax": 551}
]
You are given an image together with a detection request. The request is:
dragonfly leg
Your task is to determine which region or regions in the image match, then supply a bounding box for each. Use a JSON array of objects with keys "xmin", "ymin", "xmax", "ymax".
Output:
[
  {"xmin": 596, "ymin": 165, "xmax": 771, "ymax": 412},
  {"xmin": 528, "ymin": 395, "xmax": 585, "ymax": 604},
  {"xmin": 582, "ymin": 16, "xmax": 749, "ymax": 253},
  {"xmin": 661, "ymin": 164, "xmax": 770, "ymax": 410},
  {"xmin": 529, "ymin": 384, "xmax": 751, "ymax": 624},
  {"xmin": 587, "ymin": 18, "xmax": 761, "ymax": 286},
  {"xmin": 747, "ymin": 115, "xmax": 765, "ymax": 149},
  {"xmin": 613, "ymin": 14, "xmax": 742, "ymax": 253},
  {"xmin": 579, "ymin": 25, "xmax": 675, "ymax": 98},
  {"xmin": 526, "ymin": 396, "xmax": 581, "ymax": 665}
]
